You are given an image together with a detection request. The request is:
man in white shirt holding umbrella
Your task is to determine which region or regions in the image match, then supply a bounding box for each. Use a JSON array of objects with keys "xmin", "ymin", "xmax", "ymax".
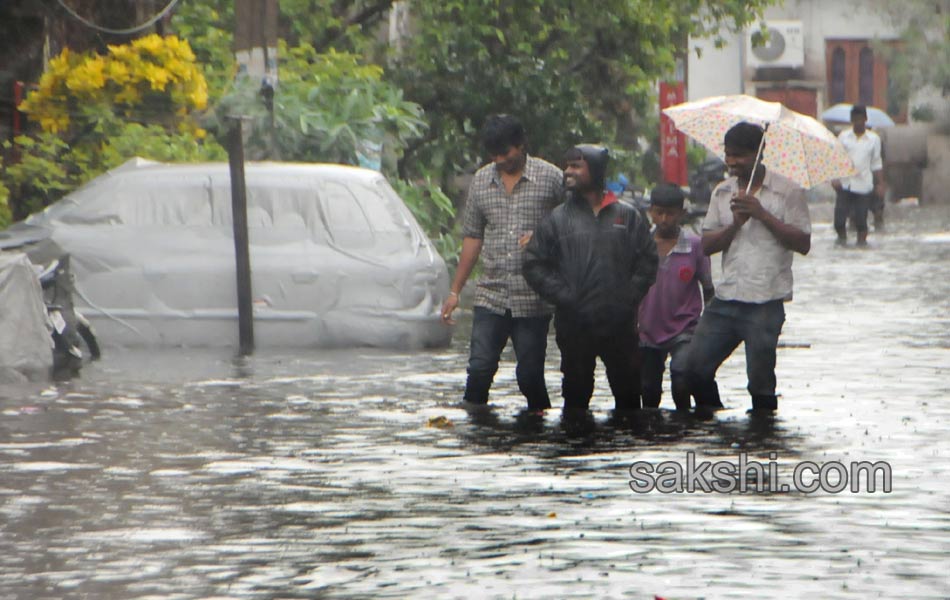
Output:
[
  {"xmin": 685, "ymin": 121, "xmax": 812, "ymax": 415},
  {"xmin": 662, "ymin": 95, "xmax": 854, "ymax": 415}
]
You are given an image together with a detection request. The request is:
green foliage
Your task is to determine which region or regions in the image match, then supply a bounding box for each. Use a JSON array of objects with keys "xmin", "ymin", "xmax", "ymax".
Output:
[
  {"xmin": 3, "ymin": 36, "xmax": 225, "ymax": 221},
  {"xmin": 164, "ymin": 0, "xmax": 774, "ymax": 263},
  {"xmin": 0, "ymin": 179, "xmax": 11, "ymax": 229},
  {"xmin": 388, "ymin": 0, "xmax": 773, "ymax": 191},
  {"xmin": 169, "ymin": 1, "xmax": 236, "ymax": 103},
  {"xmin": 207, "ymin": 45, "xmax": 427, "ymax": 168},
  {"xmin": 171, "ymin": 0, "xmax": 771, "ymax": 194},
  {"xmin": 1, "ymin": 134, "xmax": 81, "ymax": 220},
  {"xmin": 1, "ymin": 117, "xmax": 226, "ymax": 221},
  {"xmin": 2, "ymin": 0, "xmax": 777, "ymax": 265},
  {"xmin": 277, "ymin": 0, "xmax": 392, "ymax": 56},
  {"xmin": 910, "ymin": 104, "xmax": 936, "ymax": 122},
  {"xmin": 687, "ymin": 142, "xmax": 711, "ymax": 171},
  {"xmin": 96, "ymin": 120, "xmax": 228, "ymax": 167},
  {"xmin": 870, "ymin": 1, "xmax": 949, "ymax": 122},
  {"xmin": 390, "ymin": 176, "xmax": 460, "ymax": 266}
]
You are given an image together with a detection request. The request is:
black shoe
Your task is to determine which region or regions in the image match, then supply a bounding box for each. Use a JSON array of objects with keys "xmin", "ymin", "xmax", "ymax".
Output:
[
  {"xmin": 514, "ymin": 408, "xmax": 546, "ymax": 432},
  {"xmin": 750, "ymin": 394, "xmax": 778, "ymax": 412},
  {"xmin": 693, "ymin": 405, "xmax": 719, "ymax": 420},
  {"xmin": 673, "ymin": 399, "xmax": 692, "ymax": 412},
  {"xmin": 562, "ymin": 404, "xmax": 591, "ymax": 418},
  {"xmin": 561, "ymin": 408, "xmax": 595, "ymax": 436}
]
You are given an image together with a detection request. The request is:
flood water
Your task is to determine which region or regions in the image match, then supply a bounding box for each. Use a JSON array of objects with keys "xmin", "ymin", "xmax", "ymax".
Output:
[{"xmin": 1, "ymin": 201, "xmax": 948, "ymax": 599}]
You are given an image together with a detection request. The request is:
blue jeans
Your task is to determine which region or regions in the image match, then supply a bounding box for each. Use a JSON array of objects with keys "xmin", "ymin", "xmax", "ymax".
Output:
[
  {"xmin": 641, "ymin": 332, "xmax": 720, "ymax": 410},
  {"xmin": 686, "ymin": 299, "xmax": 785, "ymax": 410},
  {"xmin": 464, "ymin": 307, "xmax": 552, "ymax": 410}
]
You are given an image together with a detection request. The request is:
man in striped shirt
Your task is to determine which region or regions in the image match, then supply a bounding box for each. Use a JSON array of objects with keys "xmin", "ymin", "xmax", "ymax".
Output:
[{"xmin": 440, "ymin": 114, "xmax": 564, "ymax": 411}]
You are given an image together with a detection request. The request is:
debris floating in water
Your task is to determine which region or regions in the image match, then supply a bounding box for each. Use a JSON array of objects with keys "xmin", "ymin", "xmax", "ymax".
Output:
[{"xmin": 427, "ymin": 415, "xmax": 454, "ymax": 429}]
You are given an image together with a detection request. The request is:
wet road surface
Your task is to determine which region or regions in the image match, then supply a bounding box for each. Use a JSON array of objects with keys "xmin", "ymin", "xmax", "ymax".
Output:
[{"xmin": 1, "ymin": 201, "xmax": 948, "ymax": 599}]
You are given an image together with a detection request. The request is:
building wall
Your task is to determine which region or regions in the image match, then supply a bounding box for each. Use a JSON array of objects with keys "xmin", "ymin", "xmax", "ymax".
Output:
[
  {"xmin": 687, "ymin": 35, "xmax": 744, "ymax": 100},
  {"xmin": 684, "ymin": 0, "xmax": 948, "ymax": 202},
  {"xmin": 687, "ymin": 0, "xmax": 901, "ymax": 107}
]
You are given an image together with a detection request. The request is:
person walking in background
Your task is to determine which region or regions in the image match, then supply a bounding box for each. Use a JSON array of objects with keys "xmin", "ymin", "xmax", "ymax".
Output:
[
  {"xmin": 524, "ymin": 145, "xmax": 657, "ymax": 418},
  {"xmin": 686, "ymin": 122, "xmax": 811, "ymax": 415},
  {"xmin": 440, "ymin": 114, "xmax": 564, "ymax": 412},
  {"xmin": 832, "ymin": 104, "xmax": 884, "ymax": 247},
  {"xmin": 638, "ymin": 183, "xmax": 720, "ymax": 412}
]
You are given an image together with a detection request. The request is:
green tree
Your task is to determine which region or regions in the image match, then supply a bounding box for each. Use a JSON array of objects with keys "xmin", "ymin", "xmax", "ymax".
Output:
[
  {"xmin": 0, "ymin": 178, "xmax": 11, "ymax": 229},
  {"xmin": 168, "ymin": 0, "xmax": 448, "ymax": 250},
  {"xmin": 388, "ymin": 0, "xmax": 775, "ymax": 190},
  {"xmin": 277, "ymin": 0, "xmax": 394, "ymax": 56},
  {"xmin": 165, "ymin": 0, "xmax": 774, "ymax": 258},
  {"xmin": 171, "ymin": 0, "xmax": 774, "ymax": 187},
  {"xmin": 167, "ymin": 1, "xmax": 237, "ymax": 104},
  {"xmin": 4, "ymin": 35, "xmax": 224, "ymax": 220},
  {"xmin": 206, "ymin": 43, "xmax": 427, "ymax": 168},
  {"xmin": 870, "ymin": 0, "xmax": 950, "ymax": 124}
]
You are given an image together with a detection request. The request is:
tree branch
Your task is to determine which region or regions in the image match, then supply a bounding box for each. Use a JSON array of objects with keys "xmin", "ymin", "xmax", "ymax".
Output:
[{"xmin": 319, "ymin": 0, "xmax": 394, "ymax": 51}]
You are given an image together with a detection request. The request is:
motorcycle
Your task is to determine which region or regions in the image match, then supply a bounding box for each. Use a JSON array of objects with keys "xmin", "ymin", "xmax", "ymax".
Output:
[
  {"xmin": 687, "ymin": 157, "xmax": 727, "ymax": 217},
  {"xmin": 35, "ymin": 255, "xmax": 100, "ymax": 379}
]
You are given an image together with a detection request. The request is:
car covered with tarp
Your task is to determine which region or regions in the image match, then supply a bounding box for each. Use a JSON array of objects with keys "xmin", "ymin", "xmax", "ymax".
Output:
[
  {"xmin": 0, "ymin": 159, "xmax": 453, "ymax": 349},
  {"xmin": 0, "ymin": 252, "xmax": 52, "ymax": 381}
]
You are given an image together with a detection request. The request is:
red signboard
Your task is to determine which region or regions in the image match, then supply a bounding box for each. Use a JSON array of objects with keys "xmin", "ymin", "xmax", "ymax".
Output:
[{"xmin": 659, "ymin": 81, "xmax": 687, "ymax": 186}]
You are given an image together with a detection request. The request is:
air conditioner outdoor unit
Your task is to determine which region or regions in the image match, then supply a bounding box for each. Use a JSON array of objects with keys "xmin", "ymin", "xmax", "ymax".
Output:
[{"xmin": 747, "ymin": 20, "xmax": 805, "ymax": 68}]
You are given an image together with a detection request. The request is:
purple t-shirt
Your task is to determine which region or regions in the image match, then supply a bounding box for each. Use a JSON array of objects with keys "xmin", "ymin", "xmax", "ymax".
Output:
[{"xmin": 638, "ymin": 230, "xmax": 711, "ymax": 347}]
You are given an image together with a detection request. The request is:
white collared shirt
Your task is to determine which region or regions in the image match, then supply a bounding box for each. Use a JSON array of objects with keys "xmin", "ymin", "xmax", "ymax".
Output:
[
  {"xmin": 703, "ymin": 170, "xmax": 811, "ymax": 303},
  {"xmin": 838, "ymin": 128, "xmax": 883, "ymax": 194}
]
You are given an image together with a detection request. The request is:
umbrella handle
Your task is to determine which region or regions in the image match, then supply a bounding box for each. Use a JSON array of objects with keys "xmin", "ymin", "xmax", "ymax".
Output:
[{"xmin": 746, "ymin": 122, "xmax": 770, "ymax": 195}]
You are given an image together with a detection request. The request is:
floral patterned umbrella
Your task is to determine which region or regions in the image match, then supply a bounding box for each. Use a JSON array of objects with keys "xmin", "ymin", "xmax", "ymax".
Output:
[{"xmin": 662, "ymin": 94, "xmax": 856, "ymax": 189}]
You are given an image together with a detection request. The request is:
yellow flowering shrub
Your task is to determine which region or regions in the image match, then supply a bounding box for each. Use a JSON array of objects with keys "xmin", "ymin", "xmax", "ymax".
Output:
[{"xmin": 20, "ymin": 35, "xmax": 208, "ymax": 134}]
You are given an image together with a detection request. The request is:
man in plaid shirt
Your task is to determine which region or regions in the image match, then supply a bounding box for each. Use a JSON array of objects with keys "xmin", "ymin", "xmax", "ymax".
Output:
[{"xmin": 441, "ymin": 114, "xmax": 564, "ymax": 411}]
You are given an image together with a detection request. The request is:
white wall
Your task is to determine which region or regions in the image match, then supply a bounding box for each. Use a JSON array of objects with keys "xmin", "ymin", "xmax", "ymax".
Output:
[{"xmin": 686, "ymin": 33, "xmax": 743, "ymax": 100}]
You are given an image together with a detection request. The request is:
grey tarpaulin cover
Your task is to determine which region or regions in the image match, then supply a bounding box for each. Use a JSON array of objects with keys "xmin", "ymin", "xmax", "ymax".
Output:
[
  {"xmin": 0, "ymin": 252, "xmax": 52, "ymax": 380},
  {"xmin": 0, "ymin": 159, "xmax": 452, "ymax": 349}
]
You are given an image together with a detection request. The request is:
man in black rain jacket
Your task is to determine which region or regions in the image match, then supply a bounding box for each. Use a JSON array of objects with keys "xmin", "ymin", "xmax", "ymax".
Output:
[{"xmin": 524, "ymin": 145, "xmax": 658, "ymax": 414}]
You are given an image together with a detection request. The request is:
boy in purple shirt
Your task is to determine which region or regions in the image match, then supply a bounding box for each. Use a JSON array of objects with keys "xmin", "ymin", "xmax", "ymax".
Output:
[{"xmin": 638, "ymin": 184, "xmax": 721, "ymax": 411}]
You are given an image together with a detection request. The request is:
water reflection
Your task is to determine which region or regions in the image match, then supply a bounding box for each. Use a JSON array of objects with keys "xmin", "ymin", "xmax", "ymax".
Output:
[{"xmin": 0, "ymin": 202, "xmax": 948, "ymax": 599}]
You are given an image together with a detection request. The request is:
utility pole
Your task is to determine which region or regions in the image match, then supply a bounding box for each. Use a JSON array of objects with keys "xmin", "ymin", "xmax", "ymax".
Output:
[
  {"xmin": 227, "ymin": 118, "xmax": 254, "ymax": 356},
  {"xmin": 234, "ymin": 0, "xmax": 279, "ymax": 88},
  {"xmin": 227, "ymin": 0, "xmax": 278, "ymax": 354},
  {"xmin": 235, "ymin": 0, "xmax": 278, "ymax": 156}
]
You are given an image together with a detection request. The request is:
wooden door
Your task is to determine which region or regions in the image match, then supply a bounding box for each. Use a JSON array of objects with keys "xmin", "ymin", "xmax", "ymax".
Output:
[{"xmin": 825, "ymin": 39, "xmax": 905, "ymax": 122}]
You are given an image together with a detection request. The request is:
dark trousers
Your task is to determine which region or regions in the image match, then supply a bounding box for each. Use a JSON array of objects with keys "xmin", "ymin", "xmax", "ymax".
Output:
[
  {"xmin": 686, "ymin": 299, "xmax": 785, "ymax": 411},
  {"xmin": 834, "ymin": 189, "xmax": 871, "ymax": 238},
  {"xmin": 641, "ymin": 334, "xmax": 720, "ymax": 410},
  {"xmin": 869, "ymin": 192, "xmax": 885, "ymax": 229},
  {"xmin": 464, "ymin": 307, "xmax": 552, "ymax": 410},
  {"xmin": 555, "ymin": 323, "xmax": 641, "ymax": 412}
]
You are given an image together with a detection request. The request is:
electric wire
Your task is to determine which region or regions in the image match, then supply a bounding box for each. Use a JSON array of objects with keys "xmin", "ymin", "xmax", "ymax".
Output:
[{"xmin": 54, "ymin": 0, "xmax": 182, "ymax": 36}]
